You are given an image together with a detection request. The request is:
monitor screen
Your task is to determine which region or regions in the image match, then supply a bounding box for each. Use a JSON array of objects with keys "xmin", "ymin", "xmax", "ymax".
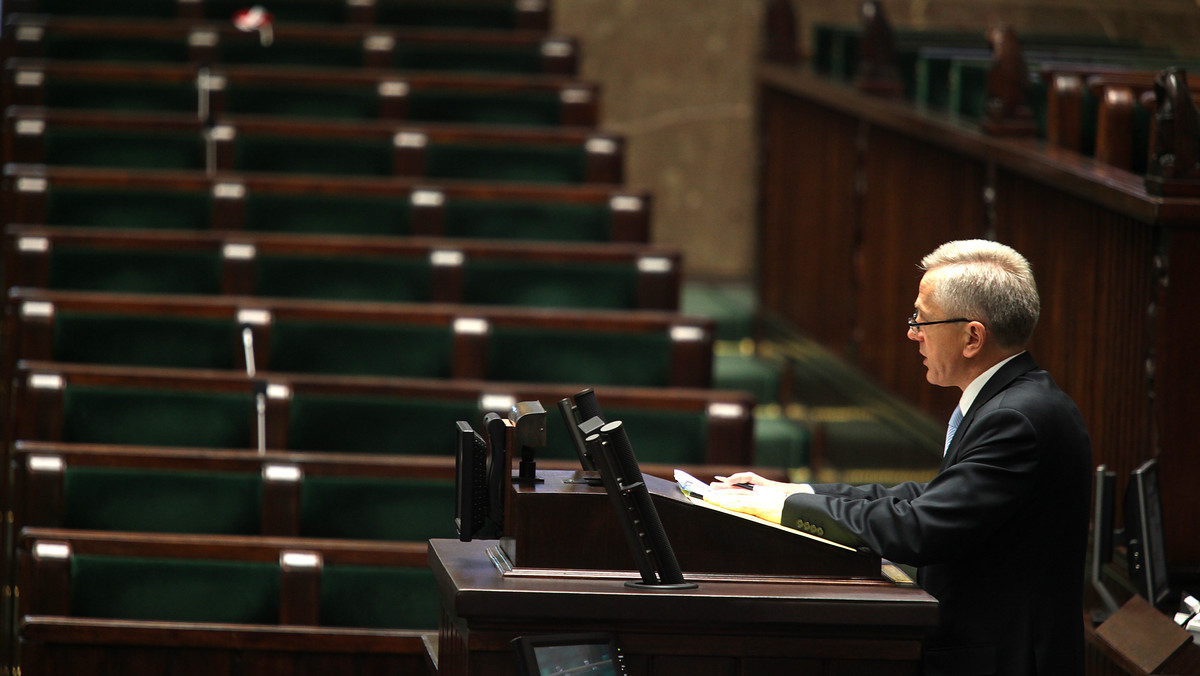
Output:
[
  {"xmin": 454, "ymin": 420, "xmax": 489, "ymax": 541},
  {"xmin": 512, "ymin": 633, "xmax": 629, "ymax": 676},
  {"xmin": 1125, "ymin": 458, "xmax": 1170, "ymax": 608}
]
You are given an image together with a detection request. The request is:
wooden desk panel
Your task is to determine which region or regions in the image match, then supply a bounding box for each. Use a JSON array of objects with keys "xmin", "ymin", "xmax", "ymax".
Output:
[{"xmin": 429, "ymin": 538, "xmax": 937, "ymax": 676}]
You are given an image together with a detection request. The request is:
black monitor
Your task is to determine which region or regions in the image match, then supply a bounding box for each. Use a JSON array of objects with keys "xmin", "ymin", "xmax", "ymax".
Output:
[
  {"xmin": 454, "ymin": 420, "xmax": 489, "ymax": 542},
  {"xmin": 1090, "ymin": 465, "xmax": 1119, "ymax": 620},
  {"xmin": 1124, "ymin": 458, "xmax": 1171, "ymax": 610},
  {"xmin": 558, "ymin": 388, "xmax": 605, "ymax": 471},
  {"xmin": 511, "ymin": 632, "xmax": 630, "ymax": 676}
]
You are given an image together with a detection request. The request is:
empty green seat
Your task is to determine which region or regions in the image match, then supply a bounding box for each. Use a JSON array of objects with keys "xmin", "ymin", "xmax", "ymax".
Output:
[
  {"xmin": 39, "ymin": 34, "xmax": 189, "ymax": 63},
  {"xmin": 487, "ymin": 327, "xmax": 673, "ymax": 387},
  {"xmin": 44, "ymin": 186, "xmax": 214, "ymax": 230},
  {"xmin": 62, "ymin": 468, "xmax": 261, "ymax": 535},
  {"xmin": 44, "ymin": 128, "xmax": 206, "ymax": 170},
  {"xmin": 63, "ymin": 386, "xmax": 256, "ymax": 448},
  {"xmin": 216, "ymin": 40, "xmax": 365, "ymax": 69},
  {"xmin": 225, "ymin": 82, "xmax": 383, "ymax": 120},
  {"xmin": 320, "ymin": 565, "xmax": 440, "ymax": 630},
  {"xmin": 269, "ymin": 320, "xmax": 453, "ymax": 378},
  {"xmin": 443, "ymin": 198, "xmax": 612, "ymax": 241},
  {"xmin": 43, "ymin": 77, "xmax": 200, "ymax": 113},
  {"xmin": 234, "ymin": 136, "xmax": 393, "ymax": 176},
  {"xmin": 463, "ymin": 260, "xmax": 638, "ymax": 309},
  {"xmin": 300, "ymin": 477, "xmax": 457, "ymax": 542},
  {"xmin": 374, "ymin": 2, "xmax": 527, "ymax": 30},
  {"xmin": 256, "ymin": 254, "xmax": 431, "ymax": 301},
  {"xmin": 543, "ymin": 406, "xmax": 708, "ymax": 466},
  {"xmin": 49, "ymin": 246, "xmax": 223, "ymax": 295},
  {"xmin": 287, "ymin": 394, "xmax": 476, "ymax": 454},
  {"xmin": 389, "ymin": 44, "xmax": 543, "ymax": 74},
  {"xmin": 71, "ymin": 555, "xmax": 280, "ymax": 624},
  {"xmin": 243, "ymin": 193, "xmax": 413, "ymax": 235},
  {"xmin": 405, "ymin": 90, "xmax": 564, "ymax": 127},
  {"xmin": 424, "ymin": 143, "xmax": 587, "ymax": 184},
  {"xmin": 53, "ymin": 312, "xmax": 239, "ymax": 369}
]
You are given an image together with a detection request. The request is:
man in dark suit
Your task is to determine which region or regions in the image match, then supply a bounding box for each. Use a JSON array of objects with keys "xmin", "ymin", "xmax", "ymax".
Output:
[{"xmin": 709, "ymin": 240, "xmax": 1093, "ymax": 676}]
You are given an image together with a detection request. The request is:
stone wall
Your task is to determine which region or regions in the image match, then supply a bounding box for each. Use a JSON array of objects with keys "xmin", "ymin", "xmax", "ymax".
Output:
[{"xmin": 554, "ymin": 0, "xmax": 1200, "ymax": 279}]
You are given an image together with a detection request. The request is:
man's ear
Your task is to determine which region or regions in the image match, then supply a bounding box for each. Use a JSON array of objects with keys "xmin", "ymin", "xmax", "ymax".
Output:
[{"xmin": 962, "ymin": 321, "xmax": 987, "ymax": 358}]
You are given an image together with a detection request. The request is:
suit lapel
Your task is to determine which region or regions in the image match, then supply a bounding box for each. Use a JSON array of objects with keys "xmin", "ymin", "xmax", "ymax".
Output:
[{"xmin": 941, "ymin": 352, "xmax": 1039, "ymax": 468}]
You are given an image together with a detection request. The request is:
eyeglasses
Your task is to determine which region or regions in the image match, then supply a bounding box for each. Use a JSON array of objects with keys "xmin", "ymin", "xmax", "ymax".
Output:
[{"xmin": 907, "ymin": 311, "xmax": 973, "ymax": 335}]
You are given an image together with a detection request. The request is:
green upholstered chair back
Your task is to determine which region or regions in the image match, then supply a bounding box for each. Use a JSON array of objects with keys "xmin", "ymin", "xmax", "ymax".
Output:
[
  {"xmin": 44, "ymin": 78, "xmax": 200, "ymax": 113},
  {"xmin": 287, "ymin": 394, "xmax": 476, "ymax": 454},
  {"xmin": 374, "ymin": 3, "xmax": 523, "ymax": 30},
  {"xmin": 225, "ymin": 83, "xmax": 382, "ymax": 120},
  {"xmin": 242, "ymin": 193, "xmax": 412, "ymax": 235},
  {"xmin": 542, "ymin": 406, "xmax": 708, "ymax": 466},
  {"xmin": 424, "ymin": 144, "xmax": 586, "ymax": 183},
  {"xmin": 390, "ymin": 45, "xmax": 542, "ymax": 74},
  {"xmin": 18, "ymin": 0, "xmax": 177, "ymax": 17},
  {"xmin": 203, "ymin": 0, "xmax": 345, "ymax": 23},
  {"xmin": 40, "ymin": 34, "xmax": 190, "ymax": 63},
  {"xmin": 320, "ymin": 565, "xmax": 440, "ymax": 630},
  {"xmin": 216, "ymin": 41, "xmax": 364, "ymax": 68},
  {"xmin": 268, "ymin": 320, "xmax": 454, "ymax": 378},
  {"xmin": 300, "ymin": 476, "xmax": 457, "ymax": 541},
  {"xmin": 405, "ymin": 91, "xmax": 562, "ymax": 127},
  {"xmin": 462, "ymin": 260, "xmax": 638, "ymax": 309},
  {"xmin": 48, "ymin": 247, "xmax": 224, "ymax": 295},
  {"xmin": 44, "ymin": 186, "xmax": 214, "ymax": 230},
  {"xmin": 62, "ymin": 386, "xmax": 256, "ymax": 448},
  {"xmin": 70, "ymin": 555, "xmax": 280, "ymax": 624},
  {"xmin": 53, "ymin": 312, "xmax": 239, "ymax": 369},
  {"xmin": 486, "ymin": 327, "xmax": 672, "ymax": 387},
  {"xmin": 234, "ymin": 136, "xmax": 393, "ymax": 176},
  {"xmin": 45, "ymin": 128, "xmax": 206, "ymax": 170},
  {"xmin": 63, "ymin": 468, "xmax": 262, "ymax": 535},
  {"xmin": 256, "ymin": 254, "xmax": 430, "ymax": 301},
  {"xmin": 442, "ymin": 198, "xmax": 611, "ymax": 241}
]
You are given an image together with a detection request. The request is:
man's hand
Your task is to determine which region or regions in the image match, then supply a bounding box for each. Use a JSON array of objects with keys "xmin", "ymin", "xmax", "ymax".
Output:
[{"xmin": 703, "ymin": 480, "xmax": 787, "ymax": 525}]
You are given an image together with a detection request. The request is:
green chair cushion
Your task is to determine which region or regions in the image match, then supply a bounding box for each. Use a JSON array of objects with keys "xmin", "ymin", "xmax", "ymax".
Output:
[
  {"xmin": 243, "ymin": 193, "xmax": 412, "ymax": 235},
  {"xmin": 63, "ymin": 468, "xmax": 261, "ymax": 535},
  {"xmin": 443, "ymin": 199, "xmax": 610, "ymax": 241},
  {"xmin": 234, "ymin": 136, "xmax": 393, "ymax": 176},
  {"xmin": 425, "ymin": 144, "xmax": 586, "ymax": 183},
  {"xmin": 320, "ymin": 565, "xmax": 440, "ymax": 629},
  {"xmin": 463, "ymin": 261, "xmax": 637, "ymax": 309},
  {"xmin": 487, "ymin": 328, "xmax": 671, "ymax": 387},
  {"xmin": 45, "ymin": 187, "xmax": 213, "ymax": 230},
  {"xmin": 300, "ymin": 477, "xmax": 457, "ymax": 541},
  {"xmin": 71, "ymin": 555, "xmax": 280, "ymax": 624},
  {"xmin": 287, "ymin": 394, "xmax": 476, "ymax": 454},
  {"xmin": 63, "ymin": 386, "xmax": 256, "ymax": 448},
  {"xmin": 256, "ymin": 254, "xmax": 430, "ymax": 302},
  {"xmin": 53, "ymin": 312, "xmax": 239, "ymax": 369},
  {"xmin": 49, "ymin": 247, "xmax": 223, "ymax": 295},
  {"xmin": 45, "ymin": 129, "xmax": 206, "ymax": 170},
  {"xmin": 269, "ymin": 320, "xmax": 453, "ymax": 378}
]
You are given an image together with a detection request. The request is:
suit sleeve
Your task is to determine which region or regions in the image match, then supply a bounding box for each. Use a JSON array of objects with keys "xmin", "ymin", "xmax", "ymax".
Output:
[{"xmin": 782, "ymin": 403, "xmax": 1040, "ymax": 565}]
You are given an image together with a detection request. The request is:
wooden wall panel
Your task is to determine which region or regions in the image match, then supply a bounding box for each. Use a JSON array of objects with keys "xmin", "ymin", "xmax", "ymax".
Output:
[
  {"xmin": 1153, "ymin": 227, "xmax": 1200, "ymax": 564},
  {"xmin": 993, "ymin": 169, "xmax": 1156, "ymax": 504},
  {"xmin": 856, "ymin": 127, "xmax": 988, "ymax": 417},
  {"xmin": 757, "ymin": 87, "xmax": 858, "ymax": 354}
]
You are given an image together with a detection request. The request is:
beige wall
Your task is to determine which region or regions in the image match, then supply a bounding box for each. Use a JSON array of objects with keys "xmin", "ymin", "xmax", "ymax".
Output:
[{"xmin": 554, "ymin": 0, "xmax": 1200, "ymax": 279}]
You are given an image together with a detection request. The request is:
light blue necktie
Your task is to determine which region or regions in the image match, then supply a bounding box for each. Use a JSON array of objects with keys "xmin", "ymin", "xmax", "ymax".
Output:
[{"xmin": 944, "ymin": 406, "xmax": 963, "ymax": 455}]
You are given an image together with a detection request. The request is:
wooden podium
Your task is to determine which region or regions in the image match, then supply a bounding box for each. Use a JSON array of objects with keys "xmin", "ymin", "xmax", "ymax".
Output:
[{"xmin": 429, "ymin": 470, "xmax": 938, "ymax": 675}]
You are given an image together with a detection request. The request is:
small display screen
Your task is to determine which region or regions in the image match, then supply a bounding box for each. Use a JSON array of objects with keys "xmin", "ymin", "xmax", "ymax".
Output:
[{"xmin": 531, "ymin": 642, "xmax": 617, "ymax": 675}]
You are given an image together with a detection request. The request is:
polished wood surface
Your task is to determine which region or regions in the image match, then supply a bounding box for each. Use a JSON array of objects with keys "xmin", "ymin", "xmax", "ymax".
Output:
[{"xmin": 430, "ymin": 537, "xmax": 937, "ymax": 676}]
